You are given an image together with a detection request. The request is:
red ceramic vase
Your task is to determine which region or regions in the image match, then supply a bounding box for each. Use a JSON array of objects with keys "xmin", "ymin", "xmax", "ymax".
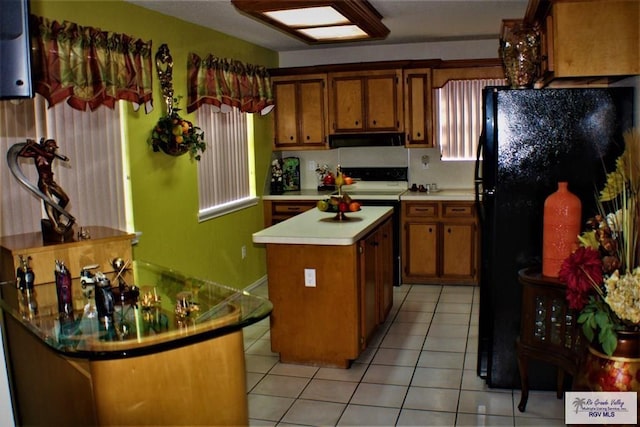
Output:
[{"xmin": 542, "ymin": 182, "xmax": 581, "ymax": 277}]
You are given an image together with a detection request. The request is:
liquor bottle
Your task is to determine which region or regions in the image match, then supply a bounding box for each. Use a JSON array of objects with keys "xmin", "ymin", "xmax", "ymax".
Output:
[
  {"xmin": 17, "ymin": 255, "xmax": 37, "ymax": 317},
  {"xmin": 55, "ymin": 260, "xmax": 74, "ymax": 319},
  {"xmin": 94, "ymin": 273, "xmax": 115, "ymax": 329}
]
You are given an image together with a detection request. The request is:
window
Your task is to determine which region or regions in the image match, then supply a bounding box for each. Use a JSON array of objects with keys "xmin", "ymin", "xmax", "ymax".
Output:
[
  {"xmin": 196, "ymin": 105, "xmax": 257, "ymax": 221},
  {"xmin": 436, "ymin": 78, "xmax": 505, "ymax": 160},
  {"xmin": 0, "ymin": 95, "xmax": 128, "ymax": 237}
]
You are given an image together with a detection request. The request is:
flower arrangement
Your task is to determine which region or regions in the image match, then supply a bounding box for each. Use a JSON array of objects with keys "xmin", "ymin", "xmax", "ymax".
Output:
[
  {"xmin": 151, "ymin": 98, "xmax": 206, "ymax": 161},
  {"xmin": 559, "ymin": 129, "xmax": 640, "ymax": 355}
]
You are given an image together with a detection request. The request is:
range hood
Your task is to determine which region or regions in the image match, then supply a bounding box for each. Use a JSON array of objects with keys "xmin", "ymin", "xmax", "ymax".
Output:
[{"xmin": 328, "ymin": 133, "xmax": 405, "ymax": 148}]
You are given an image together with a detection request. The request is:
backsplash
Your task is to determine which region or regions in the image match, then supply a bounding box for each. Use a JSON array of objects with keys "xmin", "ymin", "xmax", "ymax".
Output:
[{"xmin": 273, "ymin": 146, "xmax": 476, "ymax": 191}]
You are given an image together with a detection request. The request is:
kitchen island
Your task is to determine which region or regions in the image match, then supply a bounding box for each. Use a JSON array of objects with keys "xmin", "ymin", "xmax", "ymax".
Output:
[{"xmin": 253, "ymin": 206, "xmax": 394, "ymax": 368}]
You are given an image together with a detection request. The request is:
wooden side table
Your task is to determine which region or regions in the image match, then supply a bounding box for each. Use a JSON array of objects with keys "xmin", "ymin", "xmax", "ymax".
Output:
[{"xmin": 516, "ymin": 267, "xmax": 586, "ymax": 412}]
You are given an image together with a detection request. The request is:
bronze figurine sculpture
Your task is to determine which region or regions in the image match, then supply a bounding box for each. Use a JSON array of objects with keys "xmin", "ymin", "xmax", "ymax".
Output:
[{"xmin": 7, "ymin": 138, "xmax": 76, "ymax": 242}]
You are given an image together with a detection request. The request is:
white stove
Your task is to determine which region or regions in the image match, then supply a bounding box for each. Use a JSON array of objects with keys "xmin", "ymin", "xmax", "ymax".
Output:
[{"xmin": 340, "ymin": 167, "xmax": 408, "ymax": 200}]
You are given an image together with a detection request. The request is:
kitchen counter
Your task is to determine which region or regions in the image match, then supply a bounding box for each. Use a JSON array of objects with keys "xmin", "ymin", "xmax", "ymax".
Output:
[
  {"xmin": 253, "ymin": 206, "xmax": 393, "ymax": 246},
  {"xmin": 262, "ymin": 188, "xmax": 476, "ymax": 201},
  {"xmin": 0, "ymin": 260, "xmax": 272, "ymax": 426},
  {"xmin": 401, "ymin": 188, "xmax": 476, "ymax": 201},
  {"xmin": 262, "ymin": 189, "xmax": 334, "ymax": 200}
]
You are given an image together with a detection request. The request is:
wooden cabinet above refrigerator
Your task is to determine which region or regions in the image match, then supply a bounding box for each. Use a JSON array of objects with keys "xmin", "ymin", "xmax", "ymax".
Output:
[{"xmin": 525, "ymin": 0, "xmax": 639, "ymax": 85}]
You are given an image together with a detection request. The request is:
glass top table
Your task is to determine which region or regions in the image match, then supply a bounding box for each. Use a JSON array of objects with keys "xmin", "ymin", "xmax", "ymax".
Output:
[{"xmin": 0, "ymin": 260, "xmax": 272, "ymax": 360}]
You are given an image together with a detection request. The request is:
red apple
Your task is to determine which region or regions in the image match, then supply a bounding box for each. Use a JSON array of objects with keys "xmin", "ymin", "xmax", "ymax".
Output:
[{"xmin": 323, "ymin": 173, "xmax": 335, "ymax": 185}]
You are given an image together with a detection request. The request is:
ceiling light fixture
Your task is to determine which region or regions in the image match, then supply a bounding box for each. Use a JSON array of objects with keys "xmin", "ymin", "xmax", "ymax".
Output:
[{"xmin": 231, "ymin": 0, "xmax": 389, "ymax": 44}]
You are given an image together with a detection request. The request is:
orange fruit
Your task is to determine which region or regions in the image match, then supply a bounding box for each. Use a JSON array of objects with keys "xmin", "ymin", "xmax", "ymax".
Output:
[{"xmin": 349, "ymin": 201, "xmax": 361, "ymax": 212}]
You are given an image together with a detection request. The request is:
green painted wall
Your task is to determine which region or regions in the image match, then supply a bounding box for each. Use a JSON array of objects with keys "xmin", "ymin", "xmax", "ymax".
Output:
[{"xmin": 31, "ymin": 0, "xmax": 277, "ymax": 289}]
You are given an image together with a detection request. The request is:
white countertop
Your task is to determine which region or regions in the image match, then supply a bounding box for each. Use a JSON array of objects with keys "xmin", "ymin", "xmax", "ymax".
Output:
[
  {"xmin": 252, "ymin": 206, "xmax": 393, "ymax": 246},
  {"xmin": 401, "ymin": 189, "xmax": 475, "ymax": 201},
  {"xmin": 262, "ymin": 189, "xmax": 334, "ymax": 201},
  {"xmin": 262, "ymin": 188, "xmax": 476, "ymax": 202}
]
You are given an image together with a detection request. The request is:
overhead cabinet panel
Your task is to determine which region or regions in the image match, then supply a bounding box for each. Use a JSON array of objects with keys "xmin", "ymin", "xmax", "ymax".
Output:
[
  {"xmin": 404, "ymin": 68, "xmax": 433, "ymax": 147},
  {"xmin": 272, "ymin": 74, "xmax": 328, "ymax": 150},
  {"xmin": 329, "ymin": 69, "xmax": 403, "ymax": 134}
]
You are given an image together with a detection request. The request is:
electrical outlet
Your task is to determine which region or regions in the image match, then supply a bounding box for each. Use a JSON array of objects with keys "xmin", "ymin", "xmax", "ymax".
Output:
[
  {"xmin": 304, "ymin": 268, "xmax": 316, "ymax": 287},
  {"xmin": 421, "ymin": 154, "xmax": 430, "ymax": 169},
  {"xmin": 241, "ymin": 245, "xmax": 247, "ymax": 259},
  {"xmin": 308, "ymin": 160, "xmax": 316, "ymax": 171}
]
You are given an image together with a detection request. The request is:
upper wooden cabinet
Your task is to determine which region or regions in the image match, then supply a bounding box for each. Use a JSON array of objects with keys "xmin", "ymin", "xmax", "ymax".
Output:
[
  {"xmin": 328, "ymin": 69, "xmax": 403, "ymax": 134},
  {"xmin": 272, "ymin": 74, "xmax": 329, "ymax": 150},
  {"xmin": 526, "ymin": 0, "xmax": 639, "ymax": 83},
  {"xmin": 403, "ymin": 68, "xmax": 433, "ymax": 147}
]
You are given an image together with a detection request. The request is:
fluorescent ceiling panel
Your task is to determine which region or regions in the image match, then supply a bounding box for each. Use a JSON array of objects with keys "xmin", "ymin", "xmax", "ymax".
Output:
[
  {"xmin": 264, "ymin": 7, "xmax": 349, "ymax": 27},
  {"xmin": 299, "ymin": 25, "xmax": 368, "ymax": 40}
]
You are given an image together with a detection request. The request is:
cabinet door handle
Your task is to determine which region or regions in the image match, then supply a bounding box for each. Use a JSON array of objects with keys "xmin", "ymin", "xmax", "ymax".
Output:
[
  {"xmin": 450, "ymin": 208, "xmax": 466, "ymax": 212},
  {"xmin": 286, "ymin": 207, "xmax": 301, "ymax": 211},
  {"xmin": 290, "ymin": 136, "xmax": 294, "ymax": 141},
  {"xmin": 372, "ymin": 119, "xmax": 377, "ymax": 125},
  {"xmin": 447, "ymin": 228, "xmax": 452, "ymax": 233},
  {"xmin": 306, "ymin": 135, "xmax": 310, "ymax": 140},
  {"xmin": 428, "ymin": 227, "xmax": 433, "ymax": 233},
  {"xmin": 355, "ymin": 120, "xmax": 359, "ymax": 126},
  {"xmin": 417, "ymin": 132, "xmax": 421, "ymax": 138}
]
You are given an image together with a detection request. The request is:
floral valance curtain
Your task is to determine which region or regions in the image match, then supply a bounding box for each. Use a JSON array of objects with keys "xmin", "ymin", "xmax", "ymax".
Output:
[
  {"xmin": 30, "ymin": 15, "xmax": 153, "ymax": 112},
  {"xmin": 187, "ymin": 52, "xmax": 274, "ymax": 115}
]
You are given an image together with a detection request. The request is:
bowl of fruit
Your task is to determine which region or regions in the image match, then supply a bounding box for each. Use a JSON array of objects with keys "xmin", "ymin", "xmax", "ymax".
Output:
[{"xmin": 317, "ymin": 193, "xmax": 361, "ymax": 221}]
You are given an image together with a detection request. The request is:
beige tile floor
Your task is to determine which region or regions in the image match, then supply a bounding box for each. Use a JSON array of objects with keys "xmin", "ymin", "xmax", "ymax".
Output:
[{"xmin": 243, "ymin": 283, "xmax": 566, "ymax": 426}]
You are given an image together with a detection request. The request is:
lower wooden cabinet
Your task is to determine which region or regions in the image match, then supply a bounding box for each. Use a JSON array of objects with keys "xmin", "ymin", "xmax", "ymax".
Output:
[
  {"xmin": 401, "ymin": 201, "xmax": 478, "ymax": 285},
  {"xmin": 266, "ymin": 215, "xmax": 393, "ymax": 367},
  {"xmin": 360, "ymin": 216, "xmax": 393, "ymax": 347},
  {"xmin": 263, "ymin": 200, "xmax": 316, "ymax": 227}
]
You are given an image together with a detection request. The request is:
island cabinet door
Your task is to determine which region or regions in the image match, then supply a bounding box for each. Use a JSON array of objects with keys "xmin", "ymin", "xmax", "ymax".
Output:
[
  {"xmin": 376, "ymin": 217, "xmax": 394, "ymax": 323},
  {"xmin": 359, "ymin": 216, "xmax": 394, "ymax": 348},
  {"xmin": 360, "ymin": 232, "xmax": 378, "ymax": 349}
]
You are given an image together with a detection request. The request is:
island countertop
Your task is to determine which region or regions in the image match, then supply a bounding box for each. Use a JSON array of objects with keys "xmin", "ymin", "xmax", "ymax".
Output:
[{"xmin": 252, "ymin": 206, "xmax": 393, "ymax": 246}]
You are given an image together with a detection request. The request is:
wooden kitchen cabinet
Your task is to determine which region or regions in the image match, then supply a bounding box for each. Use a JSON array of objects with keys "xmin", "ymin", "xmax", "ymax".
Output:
[
  {"xmin": 0, "ymin": 227, "xmax": 135, "ymax": 311},
  {"xmin": 0, "ymin": 227, "xmax": 133, "ymax": 286},
  {"xmin": 403, "ymin": 68, "xmax": 434, "ymax": 147},
  {"xmin": 272, "ymin": 74, "xmax": 328, "ymax": 150},
  {"xmin": 360, "ymin": 216, "xmax": 393, "ymax": 347},
  {"xmin": 263, "ymin": 200, "xmax": 317, "ymax": 227},
  {"xmin": 402, "ymin": 201, "xmax": 478, "ymax": 285},
  {"xmin": 328, "ymin": 69, "xmax": 403, "ymax": 134},
  {"xmin": 526, "ymin": 0, "xmax": 639, "ymax": 83}
]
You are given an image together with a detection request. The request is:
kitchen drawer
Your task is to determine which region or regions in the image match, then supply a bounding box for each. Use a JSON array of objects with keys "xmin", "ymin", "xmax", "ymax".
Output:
[
  {"xmin": 442, "ymin": 203, "xmax": 474, "ymax": 218},
  {"xmin": 264, "ymin": 200, "xmax": 316, "ymax": 226},
  {"xmin": 272, "ymin": 201, "xmax": 316, "ymax": 214},
  {"xmin": 405, "ymin": 202, "xmax": 438, "ymax": 218}
]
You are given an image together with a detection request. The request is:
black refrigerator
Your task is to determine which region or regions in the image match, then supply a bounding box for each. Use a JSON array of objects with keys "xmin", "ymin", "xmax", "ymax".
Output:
[{"xmin": 475, "ymin": 87, "xmax": 634, "ymax": 389}]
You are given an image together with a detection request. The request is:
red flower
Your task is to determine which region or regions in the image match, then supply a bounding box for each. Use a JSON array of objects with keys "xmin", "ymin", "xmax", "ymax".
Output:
[{"xmin": 558, "ymin": 246, "xmax": 603, "ymax": 310}]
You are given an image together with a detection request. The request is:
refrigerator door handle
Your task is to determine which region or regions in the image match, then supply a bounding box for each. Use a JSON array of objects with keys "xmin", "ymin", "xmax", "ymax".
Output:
[{"xmin": 474, "ymin": 132, "xmax": 485, "ymax": 223}]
